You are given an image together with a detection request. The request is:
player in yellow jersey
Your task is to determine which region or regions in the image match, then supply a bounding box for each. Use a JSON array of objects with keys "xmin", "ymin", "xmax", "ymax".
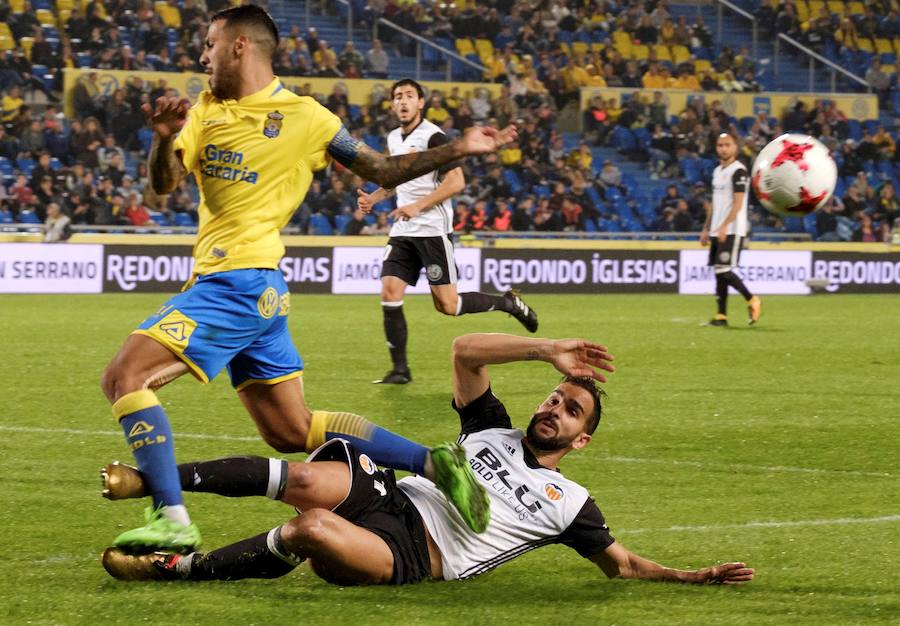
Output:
[{"xmin": 99, "ymin": 4, "xmax": 517, "ymax": 554}]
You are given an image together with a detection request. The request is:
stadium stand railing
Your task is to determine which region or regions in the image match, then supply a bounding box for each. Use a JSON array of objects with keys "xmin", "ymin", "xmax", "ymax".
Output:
[{"xmin": 775, "ymin": 32, "xmax": 870, "ymax": 92}]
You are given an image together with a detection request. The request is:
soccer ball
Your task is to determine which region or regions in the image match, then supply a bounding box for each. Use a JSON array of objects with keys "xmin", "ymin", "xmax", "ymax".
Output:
[{"xmin": 750, "ymin": 134, "xmax": 837, "ymax": 217}]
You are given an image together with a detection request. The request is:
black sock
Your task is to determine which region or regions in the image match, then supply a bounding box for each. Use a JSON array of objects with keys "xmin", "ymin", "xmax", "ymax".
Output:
[
  {"xmin": 715, "ymin": 274, "xmax": 728, "ymax": 315},
  {"xmin": 185, "ymin": 527, "xmax": 303, "ymax": 581},
  {"xmin": 382, "ymin": 304, "xmax": 408, "ymax": 371},
  {"xmin": 722, "ymin": 270, "xmax": 753, "ymax": 300},
  {"xmin": 458, "ymin": 292, "xmax": 508, "ymax": 315},
  {"xmin": 178, "ymin": 456, "xmax": 287, "ymax": 499}
]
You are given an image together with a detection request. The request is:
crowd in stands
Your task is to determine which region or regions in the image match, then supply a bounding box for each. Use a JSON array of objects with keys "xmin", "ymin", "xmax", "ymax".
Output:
[{"xmin": 0, "ymin": 0, "xmax": 897, "ymax": 242}]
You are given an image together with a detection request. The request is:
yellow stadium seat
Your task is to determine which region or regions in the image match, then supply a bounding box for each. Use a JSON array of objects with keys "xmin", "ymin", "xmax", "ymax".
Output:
[
  {"xmin": 19, "ymin": 36, "xmax": 33, "ymax": 59},
  {"xmin": 847, "ymin": 1, "xmax": 865, "ymax": 14},
  {"xmin": 59, "ymin": 8, "xmax": 71, "ymax": 23},
  {"xmin": 455, "ymin": 38, "xmax": 475, "ymax": 57},
  {"xmin": 631, "ymin": 44, "xmax": 649, "ymax": 60},
  {"xmin": 893, "ymin": 37, "xmax": 900, "ymax": 56},
  {"xmin": 671, "ymin": 44, "xmax": 691, "ymax": 64},
  {"xmin": 826, "ymin": 0, "xmax": 844, "ymax": 15},
  {"xmin": 808, "ymin": 0, "xmax": 826, "ymax": 17},
  {"xmin": 613, "ymin": 31, "xmax": 632, "ymax": 57},
  {"xmin": 0, "ymin": 36, "xmax": 15, "ymax": 51},
  {"xmin": 591, "ymin": 42, "xmax": 606, "ymax": 52},
  {"xmin": 36, "ymin": 9, "xmax": 55, "ymax": 25},
  {"xmin": 857, "ymin": 37, "xmax": 874, "ymax": 52},
  {"xmin": 795, "ymin": 0, "xmax": 810, "ymax": 22},
  {"xmin": 572, "ymin": 41, "xmax": 589, "ymax": 56},
  {"xmin": 56, "ymin": 0, "xmax": 74, "ymax": 9},
  {"xmin": 653, "ymin": 44, "xmax": 672, "ymax": 61},
  {"xmin": 695, "ymin": 58, "xmax": 712, "ymax": 73},
  {"xmin": 9, "ymin": 0, "xmax": 24, "ymax": 12},
  {"xmin": 876, "ymin": 38, "xmax": 894, "ymax": 54},
  {"xmin": 0, "ymin": 24, "xmax": 12, "ymax": 38},
  {"xmin": 156, "ymin": 3, "xmax": 181, "ymax": 28},
  {"xmin": 558, "ymin": 41, "xmax": 571, "ymax": 57},
  {"xmin": 474, "ymin": 38, "xmax": 494, "ymax": 60}
]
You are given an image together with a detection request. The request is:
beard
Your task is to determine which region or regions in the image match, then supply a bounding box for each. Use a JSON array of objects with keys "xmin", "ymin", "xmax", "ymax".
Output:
[
  {"xmin": 209, "ymin": 64, "xmax": 241, "ymax": 100},
  {"xmin": 525, "ymin": 411, "xmax": 572, "ymax": 452}
]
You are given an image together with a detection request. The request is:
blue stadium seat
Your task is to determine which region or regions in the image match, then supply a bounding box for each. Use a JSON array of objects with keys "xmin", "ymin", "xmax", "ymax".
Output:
[
  {"xmin": 18, "ymin": 210, "xmax": 41, "ymax": 224},
  {"xmin": 0, "ymin": 209, "xmax": 13, "ymax": 224},
  {"xmin": 680, "ymin": 157, "xmax": 703, "ymax": 185},
  {"xmin": 532, "ymin": 184, "xmax": 551, "ymax": 198},
  {"xmin": 334, "ymin": 213, "xmax": 351, "ymax": 233},
  {"xmin": 502, "ymin": 169, "xmax": 522, "ymax": 194},
  {"xmin": 17, "ymin": 158, "xmax": 35, "ymax": 176},
  {"xmin": 137, "ymin": 127, "xmax": 153, "ymax": 154},
  {"xmin": 363, "ymin": 134, "xmax": 384, "ymax": 151},
  {"xmin": 309, "ymin": 214, "xmax": 334, "ymax": 235},
  {"xmin": 174, "ymin": 212, "xmax": 196, "ymax": 227},
  {"xmin": 49, "ymin": 157, "xmax": 61, "ymax": 170},
  {"xmin": 76, "ymin": 52, "xmax": 93, "ymax": 68},
  {"xmin": 803, "ymin": 213, "xmax": 818, "ymax": 238},
  {"xmin": 847, "ymin": 120, "xmax": 863, "ymax": 141},
  {"xmin": 0, "ymin": 157, "xmax": 12, "ymax": 176},
  {"xmin": 583, "ymin": 217, "xmax": 597, "ymax": 232},
  {"xmin": 150, "ymin": 211, "xmax": 171, "ymax": 226},
  {"xmin": 782, "ymin": 217, "xmax": 805, "ymax": 233},
  {"xmin": 863, "ymin": 119, "xmax": 880, "ymax": 135}
]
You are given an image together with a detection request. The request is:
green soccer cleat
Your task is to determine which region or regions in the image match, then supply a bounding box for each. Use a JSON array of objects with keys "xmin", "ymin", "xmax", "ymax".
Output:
[
  {"xmin": 101, "ymin": 461, "xmax": 147, "ymax": 500},
  {"xmin": 430, "ymin": 443, "xmax": 490, "ymax": 534},
  {"xmin": 101, "ymin": 547, "xmax": 182, "ymax": 581},
  {"xmin": 113, "ymin": 506, "xmax": 201, "ymax": 554}
]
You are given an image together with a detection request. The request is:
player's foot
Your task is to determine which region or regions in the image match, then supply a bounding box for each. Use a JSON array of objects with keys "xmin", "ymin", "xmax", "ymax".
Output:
[
  {"xmin": 430, "ymin": 443, "xmax": 490, "ymax": 534},
  {"xmin": 373, "ymin": 368, "xmax": 412, "ymax": 384},
  {"xmin": 747, "ymin": 296, "xmax": 762, "ymax": 325},
  {"xmin": 101, "ymin": 461, "xmax": 147, "ymax": 500},
  {"xmin": 704, "ymin": 314, "xmax": 728, "ymax": 327},
  {"xmin": 113, "ymin": 506, "xmax": 201, "ymax": 554},
  {"xmin": 503, "ymin": 290, "xmax": 538, "ymax": 333},
  {"xmin": 101, "ymin": 547, "xmax": 182, "ymax": 581}
]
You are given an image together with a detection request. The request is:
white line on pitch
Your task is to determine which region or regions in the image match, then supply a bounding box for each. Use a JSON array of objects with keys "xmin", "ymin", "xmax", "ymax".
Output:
[
  {"xmin": 604, "ymin": 455, "xmax": 894, "ymax": 478},
  {"xmin": 622, "ymin": 514, "xmax": 900, "ymax": 534},
  {"xmin": 1, "ymin": 425, "xmax": 894, "ymax": 479}
]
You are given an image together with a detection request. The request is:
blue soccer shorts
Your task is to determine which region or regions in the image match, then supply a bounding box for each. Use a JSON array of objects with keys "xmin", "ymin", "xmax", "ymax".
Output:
[{"xmin": 134, "ymin": 268, "xmax": 303, "ymax": 390}]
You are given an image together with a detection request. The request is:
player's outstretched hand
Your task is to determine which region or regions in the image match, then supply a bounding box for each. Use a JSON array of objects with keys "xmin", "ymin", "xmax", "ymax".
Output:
[
  {"xmin": 693, "ymin": 562, "xmax": 755, "ymax": 585},
  {"xmin": 549, "ymin": 339, "xmax": 615, "ymax": 382},
  {"xmin": 141, "ymin": 96, "xmax": 191, "ymax": 139},
  {"xmin": 458, "ymin": 124, "xmax": 518, "ymax": 156},
  {"xmin": 357, "ymin": 188, "xmax": 375, "ymax": 214}
]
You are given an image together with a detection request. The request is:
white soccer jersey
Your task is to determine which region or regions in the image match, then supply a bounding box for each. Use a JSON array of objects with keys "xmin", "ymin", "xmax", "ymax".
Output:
[
  {"xmin": 386, "ymin": 118, "xmax": 455, "ymax": 237},
  {"xmin": 398, "ymin": 390, "xmax": 614, "ymax": 580},
  {"xmin": 711, "ymin": 160, "xmax": 749, "ymax": 237}
]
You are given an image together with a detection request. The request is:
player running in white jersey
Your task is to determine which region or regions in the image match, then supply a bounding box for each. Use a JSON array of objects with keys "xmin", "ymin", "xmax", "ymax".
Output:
[
  {"xmin": 102, "ymin": 333, "xmax": 754, "ymax": 587},
  {"xmin": 700, "ymin": 132, "xmax": 762, "ymax": 326},
  {"xmin": 358, "ymin": 79, "xmax": 538, "ymax": 385}
]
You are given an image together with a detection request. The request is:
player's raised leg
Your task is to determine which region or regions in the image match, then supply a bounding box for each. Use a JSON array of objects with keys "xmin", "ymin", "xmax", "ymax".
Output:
[
  {"xmin": 431, "ymin": 284, "xmax": 538, "ymax": 333},
  {"xmin": 100, "ymin": 334, "xmax": 200, "ymax": 552}
]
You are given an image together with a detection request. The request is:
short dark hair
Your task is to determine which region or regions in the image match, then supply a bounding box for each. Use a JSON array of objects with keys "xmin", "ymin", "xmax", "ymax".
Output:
[
  {"xmin": 562, "ymin": 375, "xmax": 605, "ymax": 435},
  {"xmin": 390, "ymin": 78, "xmax": 425, "ymax": 100},
  {"xmin": 211, "ymin": 4, "xmax": 279, "ymax": 59}
]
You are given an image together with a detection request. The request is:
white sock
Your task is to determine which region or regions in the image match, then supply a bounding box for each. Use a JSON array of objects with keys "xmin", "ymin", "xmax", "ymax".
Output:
[{"xmin": 162, "ymin": 504, "xmax": 191, "ymax": 526}]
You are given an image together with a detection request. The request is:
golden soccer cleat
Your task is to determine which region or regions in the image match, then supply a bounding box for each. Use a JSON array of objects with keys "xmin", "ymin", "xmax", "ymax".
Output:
[
  {"xmin": 101, "ymin": 547, "xmax": 178, "ymax": 581},
  {"xmin": 101, "ymin": 461, "xmax": 147, "ymax": 500},
  {"xmin": 747, "ymin": 296, "xmax": 762, "ymax": 325}
]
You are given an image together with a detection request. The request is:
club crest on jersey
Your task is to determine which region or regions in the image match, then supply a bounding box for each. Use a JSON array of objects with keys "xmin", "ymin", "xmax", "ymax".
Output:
[
  {"xmin": 358, "ymin": 454, "xmax": 376, "ymax": 475},
  {"xmin": 263, "ymin": 111, "xmax": 284, "ymax": 138},
  {"xmin": 544, "ymin": 483, "xmax": 564, "ymax": 501}
]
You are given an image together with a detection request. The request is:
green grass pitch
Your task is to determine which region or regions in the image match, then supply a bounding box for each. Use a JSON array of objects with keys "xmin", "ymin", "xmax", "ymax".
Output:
[{"xmin": 1, "ymin": 293, "xmax": 898, "ymax": 625}]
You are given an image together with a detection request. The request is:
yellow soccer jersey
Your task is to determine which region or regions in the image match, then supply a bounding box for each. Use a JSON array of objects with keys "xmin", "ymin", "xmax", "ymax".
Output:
[{"xmin": 174, "ymin": 77, "xmax": 341, "ymax": 275}]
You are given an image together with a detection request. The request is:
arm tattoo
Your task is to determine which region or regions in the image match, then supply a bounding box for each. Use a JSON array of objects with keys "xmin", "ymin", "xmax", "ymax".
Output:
[
  {"xmin": 526, "ymin": 349, "xmax": 540, "ymax": 361},
  {"xmin": 148, "ymin": 134, "xmax": 185, "ymax": 195},
  {"xmin": 327, "ymin": 125, "xmax": 464, "ymax": 189}
]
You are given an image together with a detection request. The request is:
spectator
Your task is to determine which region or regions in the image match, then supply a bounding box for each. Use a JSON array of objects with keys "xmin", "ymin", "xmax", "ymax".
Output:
[
  {"xmin": 365, "ymin": 39, "xmax": 389, "ymax": 78},
  {"xmin": 42, "ymin": 202, "xmax": 71, "ymax": 242},
  {"xmin": 362, "ymin": 211, "xmax": 390, "ymax": 235},
  {"xmin": 866, "ymin": 59, "xmax": 891, "ymax": 106},
  {"xmin": 338, "ymin": 42, "xmax": 365, "ymax": 74},
  {"xmin": 124, "ymin": 193, "xmax": 153, "ymax": 226},
  {"xmin": 491, "ymin": 198, "xmax": 513, "ymax": 231},
  {"xmin": 511, "ymin": 197, "xmax": 535, "ymax": 231}
]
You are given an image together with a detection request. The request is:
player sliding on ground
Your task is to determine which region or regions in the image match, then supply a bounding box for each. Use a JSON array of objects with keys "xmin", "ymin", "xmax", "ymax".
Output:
[
  {"xmin": 99, "ymin": 4, "xmax": 519, "ymax": 553},
  {"xmin": 102, "ymin": 333, "xmax": 754, "ymax": 587}
]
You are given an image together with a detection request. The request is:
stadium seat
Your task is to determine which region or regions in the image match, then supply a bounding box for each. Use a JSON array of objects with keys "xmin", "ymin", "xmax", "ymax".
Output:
[
  {"xmin": 0, "ymin": 209, "xmax": 13, "ymax": 223},
  {"xmin": 174, "ymin": 212, "xmax": 195, "ymax": 227},
  {"xmin": 532, "ymin": 184, "xmax": 551, "ymax": 198},
  {"xmin": 572, "ymin": 41, "xmax": 589, "ymax": 57},
  {"xmin": 474, "ymin": 38, "xmax": 494, "ymax": 64},
  {"xmin": 149, "ymin": 211, "xmax": 170, "ymax": 226},
  {"xmin": 631, "ymin": 44, "xmax": 649, "ymax": 61},
  {"xmin": 36, "ymin": 8, "xmax": 55, "ymax": 25},
  {"xmin": 18, "ymin": 210, "xmax": 41, "ymax": 224},
  {"xmin": 876, "ymin": 38, "xmax": 893, "ymax": 55},
  {"xmin": 137, "ymin": 127, "xmax": 153, "ymax": 154},
  {"xmin": 782, "ymin": 217, "xmax": 805, "ymax": 233},
  {"xmin": 847, "ymin": 0, "xmax": 865, "ymax": 14},
  {"xmin": 333, "ymin": 213, "xmax": 351, "ymax": 233},
  {"xmin": 309, "ymin": 214, "xmax": 334, "ymax": 235},
  {"xmin": 75, "ymin": 52, "xmax": 92, "ymax": 67},
  {"xmin": 694, "ymin": 59, "xmax": 712, "ymax": 73},
  {"xmin": 583, "ymin": 217, "xmax": 597, "ymax": 232},
  {"xmin": 455, "ymin": 38, "xmax": 475, "ymax": 57},
  {"xmin": 17, "ymin": 158, "xmax": 34, "ymax": 176},
  {"xmin": 671, "ymin": 45, "xmax": 691, "ymax": 64},
  {"xmin": 803, "ymin": 213, "xmax": 818, "ymax": 238},
  {"xmin": 653, "ymin": 45, "xmax": 672, "ymax": 62},
  {"xmin": 680, "ymin": 157, "xmax": 703, "ymax": 185}
]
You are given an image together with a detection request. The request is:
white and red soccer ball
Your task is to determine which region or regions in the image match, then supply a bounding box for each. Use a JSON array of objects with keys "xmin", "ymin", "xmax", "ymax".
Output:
[{"xmin": 751, "ymin": 134, "xmax": 837, "ymax": 217}]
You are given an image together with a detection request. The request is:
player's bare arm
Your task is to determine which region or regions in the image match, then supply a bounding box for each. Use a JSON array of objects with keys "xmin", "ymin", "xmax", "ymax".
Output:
[
  {"xmin": 452, "ymin": 333, "xmax": 615, "ymax": 408},
  {"xmin": 328, "ymin": 124, "xmax": 517, "ymax": 189},
  {"xmin": 142, "ymin": 96, "xmax": 190, "ymax": 194},
  {"xmin": 700, "ymin": 201, "xmax": 712, "ymax": 245},
  {"xmin": 356, "ymin": 186, "xmax": 395, "ymax": 214},
  {"xmin": 592, "ymin": 542, "xmax": 755, "ymax": 585},
  {"xmin": 391, "ymin": 166, "xmax": 465, "ymax": 221}
]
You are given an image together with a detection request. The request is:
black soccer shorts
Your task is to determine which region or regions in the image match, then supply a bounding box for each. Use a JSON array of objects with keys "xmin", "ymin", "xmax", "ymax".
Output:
[
  {"xmin": 307, "ymin": 439, "xmax": 433, "ymax": 585},
  {"xmin": 380, "ymin": 235, "xmax": 458, "ymax": 286},
  {"xmin": 708, "ymin": 234, "xmax": 745, "ymax": 273}
]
